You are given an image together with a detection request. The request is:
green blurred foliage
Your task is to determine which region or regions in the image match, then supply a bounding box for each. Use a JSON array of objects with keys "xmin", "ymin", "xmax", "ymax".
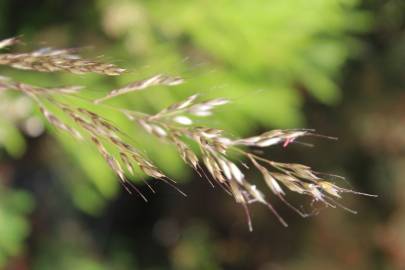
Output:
[
  {"xmin": 98, "ymin": 0, "xmax": 370, "ymax": 128},
  {"xmin": 0, "ymin": 92, "xmax": 34, "ymax": 157},
  {"xmin": 0, "ymin": 184, "xmax": 34, "ymax": 267},
  {"xmin": 33, "ymin": 229, "xmax": 138, "ymax": 270},
  {"xmin": 171, "ymin": 223, "xmax": 220, "ymax": 270}
]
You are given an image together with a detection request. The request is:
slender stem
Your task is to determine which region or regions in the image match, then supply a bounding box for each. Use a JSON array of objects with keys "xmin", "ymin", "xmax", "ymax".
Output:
[{"xmin": 67, "ymin": 93, "xmax": 150, "ymax": 119}]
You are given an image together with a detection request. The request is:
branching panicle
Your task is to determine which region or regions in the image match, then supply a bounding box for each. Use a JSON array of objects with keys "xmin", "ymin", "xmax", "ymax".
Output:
[{"xmin": 0, "ymin": 37, "xmax": 376, "ymax": 231}]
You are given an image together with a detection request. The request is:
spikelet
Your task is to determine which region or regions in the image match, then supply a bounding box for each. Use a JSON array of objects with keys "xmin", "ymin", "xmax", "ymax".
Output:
[
  {"xmin": 0, "ymin": 38, "xmax": 125, "ymax": 75},
  {"xmin": 94, "ymin": 74, "xmax": 183, "ymax": 103}
]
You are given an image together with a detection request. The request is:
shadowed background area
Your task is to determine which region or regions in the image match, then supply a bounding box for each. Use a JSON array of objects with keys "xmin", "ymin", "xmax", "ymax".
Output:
[{"xmin": 0, "ymin": 0, "xmax": 404, "ymax": 269}]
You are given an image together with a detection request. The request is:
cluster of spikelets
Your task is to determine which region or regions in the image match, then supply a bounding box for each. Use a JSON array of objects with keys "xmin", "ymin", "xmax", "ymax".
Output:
[{"xmin": 0, "ymin": 37, "xmax": 375, "ymax": 230}]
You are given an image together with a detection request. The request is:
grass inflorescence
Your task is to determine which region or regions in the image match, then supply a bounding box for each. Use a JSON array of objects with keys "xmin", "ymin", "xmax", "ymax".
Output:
[{"xmin": 0, "ymin": 37, "xmax": 376, "ymax": 231}]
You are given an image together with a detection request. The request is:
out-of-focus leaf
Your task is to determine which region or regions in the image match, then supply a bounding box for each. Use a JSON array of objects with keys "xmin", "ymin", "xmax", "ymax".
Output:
[{"xmin": 0, "ymin": 185, "xmax": 34, "ymax": 267}]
